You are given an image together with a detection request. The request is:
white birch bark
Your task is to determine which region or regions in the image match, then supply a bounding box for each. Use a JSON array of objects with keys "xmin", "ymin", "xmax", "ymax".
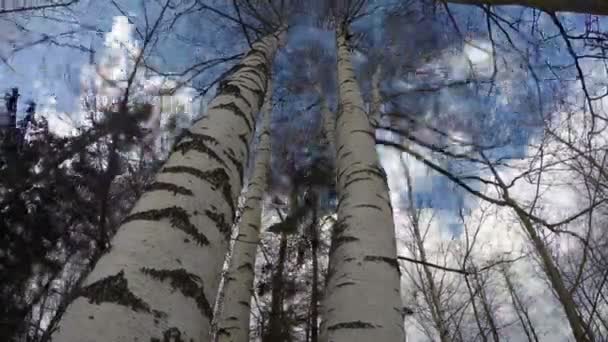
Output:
[
  {"xmin": 319, "ymin": 27, "xmax": 404, "ymax": 342},
  {"xmin": 215, "ymin": 85, "xmax": 273, "ymax": 342},
  {"xmin": 51, "ymin": 29, "xmax": 285, "ymax": 342}
]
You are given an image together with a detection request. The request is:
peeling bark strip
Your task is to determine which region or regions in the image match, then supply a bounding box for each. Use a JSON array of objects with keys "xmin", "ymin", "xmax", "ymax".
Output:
[
  {"xmin": 79, "ymin": 270, "xmax": 151, "ymax": 312},
  {"xmin": 140, "ymin": 268, "xmax": 213, "ymax": 321},
  {"xmin": 51, "ymin": 28, "xmax": 284, "ymax": 342},
  {"xmin": 123, "ymin": 207, "xmax": 210, "ymax": 245},
  {"xmin": 321, "ymin": 27, "xmax": 404, "ymax": 342}
]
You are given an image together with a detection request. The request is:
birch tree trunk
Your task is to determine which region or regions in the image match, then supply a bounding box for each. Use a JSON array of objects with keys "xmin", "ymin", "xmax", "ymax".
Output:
[
  {"xmin": 216, "ymin": 87, "xmax": 273, "ymax": 342},
  {"xmin": 320, "ymin": 27, "xmax": 404, "ymax": 342},
  {"xmin": 51, "ymin": 29, "xmax": 285, "ymax": 342}
]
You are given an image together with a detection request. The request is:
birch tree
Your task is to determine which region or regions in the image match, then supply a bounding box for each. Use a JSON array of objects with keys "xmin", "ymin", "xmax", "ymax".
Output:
[
  {"xmin": 216, "ymin": 85, "xmax": 273, "ymax": 342},
  {"xmin": 320, "ymin": 21, "xmax": 404, "ymax": 342},
  {"xmin": 50, "ymin": 28, "xmax": 285, "ymax": 342}
]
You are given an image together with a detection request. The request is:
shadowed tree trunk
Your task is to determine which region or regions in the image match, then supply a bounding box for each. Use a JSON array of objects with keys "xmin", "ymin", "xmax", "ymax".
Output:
[
  {"xmin": 216, "ymin": 85, "xmax": 273, "ymax": 342},
  {"xmin": 308, "ymin": 202, "xmax": 320, "ymax": 342},
  {"xmin": 315, "ymin": 84, "xmax": 335, "ymax": 152},
  {"xmin": 50, "ymin": 28, "xmax": 285, "ymax": 342},
  {"xmin": 319, "ymin": 25, "xmax": 404, "ymax": 342},
  {"xmin": 264, "ymin": 231, "xmax": 289, "ymax": 342}
]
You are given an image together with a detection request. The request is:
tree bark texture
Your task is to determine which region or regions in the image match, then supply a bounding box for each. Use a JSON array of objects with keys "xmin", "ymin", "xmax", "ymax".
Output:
[
  {"xmin": 216, "ymin": 87, "xmax": 273, "ymax": 342},
  {"xmin": 320, "ymin": 27, "xmax": 405, "ymax": 342},
  {"xmin": 51, "ymin": 29, "xmax": 285, "ymax": 342}
]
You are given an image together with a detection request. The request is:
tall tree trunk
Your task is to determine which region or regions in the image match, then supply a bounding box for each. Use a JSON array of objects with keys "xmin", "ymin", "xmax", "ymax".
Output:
[
  {"xmin": 264, "ymin": 232, "xmax": 289, "ymax": 342},
  {"xmin": 320, "ymin": 26, "xmax": 404, "ymax": 342},
  {"xmin": 310, "ymin": 205, "xmax": 320, "ymax": 342},
  {"xmin": 513, "ymin": 205, "xmax": 593, "ymax": 342},
  {"xmin": 216, "ymin": 86, "xmax": 273, "ymax": 342},
  {"xmin": 51, "ymin": 29, "xmax": 285, "ymax": 342},
  {"xmin": 446, "ymin": 0, "xmax": 608, "ymax": 15}
]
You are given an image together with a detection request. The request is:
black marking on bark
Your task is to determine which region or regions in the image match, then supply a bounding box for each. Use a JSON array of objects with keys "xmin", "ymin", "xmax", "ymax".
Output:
[
  {"xmin": 350, "ymin": 129, "xmax": 375, "ymax": 141},
  {"xmin": 336, "ymin": 193, "xmax": 350, "ymax": 212},
  {"xmin": 249, "ymin": 62, "xmax": 269, "ymax": 78},
  {"xmin": 140, "ymin": 268, "xmax": 213, "ymax": 321},
  {"xmin": 328, "ymin": 321, "xmax": 376, "ymax": 331},
  {"xmin": 246, "ymin": 47, "xmax": 270, "ymax": 64},
  {"xmin": 162, "ymin": 166, "xmax": 236, "ymax": 220},
  {"xmin": 343, "ymin": 176, "xmax": 371, "ymax": 190},
  {"xmin": 239, "ymin": 73, "xmax": 264, "ymax": 90},
  {"xmin": 340, "ymin": 78, "xmax": 356, "ymax": 86},
  {"xmin": 336, "ymin": 161, "xmax": 362, "ymax": 183},
  {"xmin": 205, "ymin": 209, "xmax": 231, "ymax": 241},
  {"xmin": 216, "ymin": 328, "xmax": 231, "ymax": 337},
  {"xmin": 235, "ymin": 82, "xmax": 265, "ymax": 107},
  {"xmin": 333, "ymin": 216, "xmax": 351, "ymax": 235},
  {"xmin": 212, "ymin": 102, "xmax": 253, "ymax": 133},
  {"xmin": 333, "ymin": 236, "xmax": 359, "ymax": 250},
  {"xmin": 123, "ymin": 207, "xmax": 209, "ymax": 246},
  {"xmin": 344, "ymin": 257, "xmax": 356, "ymax": 263},
  {"xmin": 248, "ymin": 223, "xmax": 260, "ymax": 231},
  {"xmin": 145, "ymin": 182, "xmax": 194, "ymax": 196},
  {"xmin": 338, "ymin": 151, "xmax": 353, "ymax": 162},
  {"xmin": 224, "ymin": 152, "xmax": 244, "ymax": 186},
  {"xmin": 364, "ymin": 256, "xmax": 400, "ymax": 273},
  {"xmin": 227, "ymin": 316, "xmax": 239, "ymax": 321},
  {"xmin": 238, "ymin": 300, "xmax": 251, "ymax": 308},
  {"xmin": 336, "ymin": 281, "xmax": 356, "ymax": 288},
  {"xmin": 352, "ymin": 203, "xmax": 383, "ymax": 211},
  {"xmin": 336, "ymin": 144, "xmax": 347, "ymax": 156},
  {"xmin": 161, "ymin": 166, "xmax": 207, "ymax": 181},
  {"xmin": 237, "ymin": 262, "xmax": 254, "ymax": 272},
  {"xmin": 173, "ymin": 132, "xmax": 227, "ymax": 168},
  {"xmin": 150, "ymin": 327, "xmax": 192, "ymax": 342},
  {"xmin": 238, "ymin": 133, "xmax": 250, "ymax": 157},
  {"xmin": 79, "ymin": 270, "xmax": 151, "ymax": 312},
  {"xmin": 220, "ymin": 83, "xmax": 253, "ymax": 109},
  {"xmin": 376, "ymin": 193, "xmax": 393, "ymax": 210}
]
